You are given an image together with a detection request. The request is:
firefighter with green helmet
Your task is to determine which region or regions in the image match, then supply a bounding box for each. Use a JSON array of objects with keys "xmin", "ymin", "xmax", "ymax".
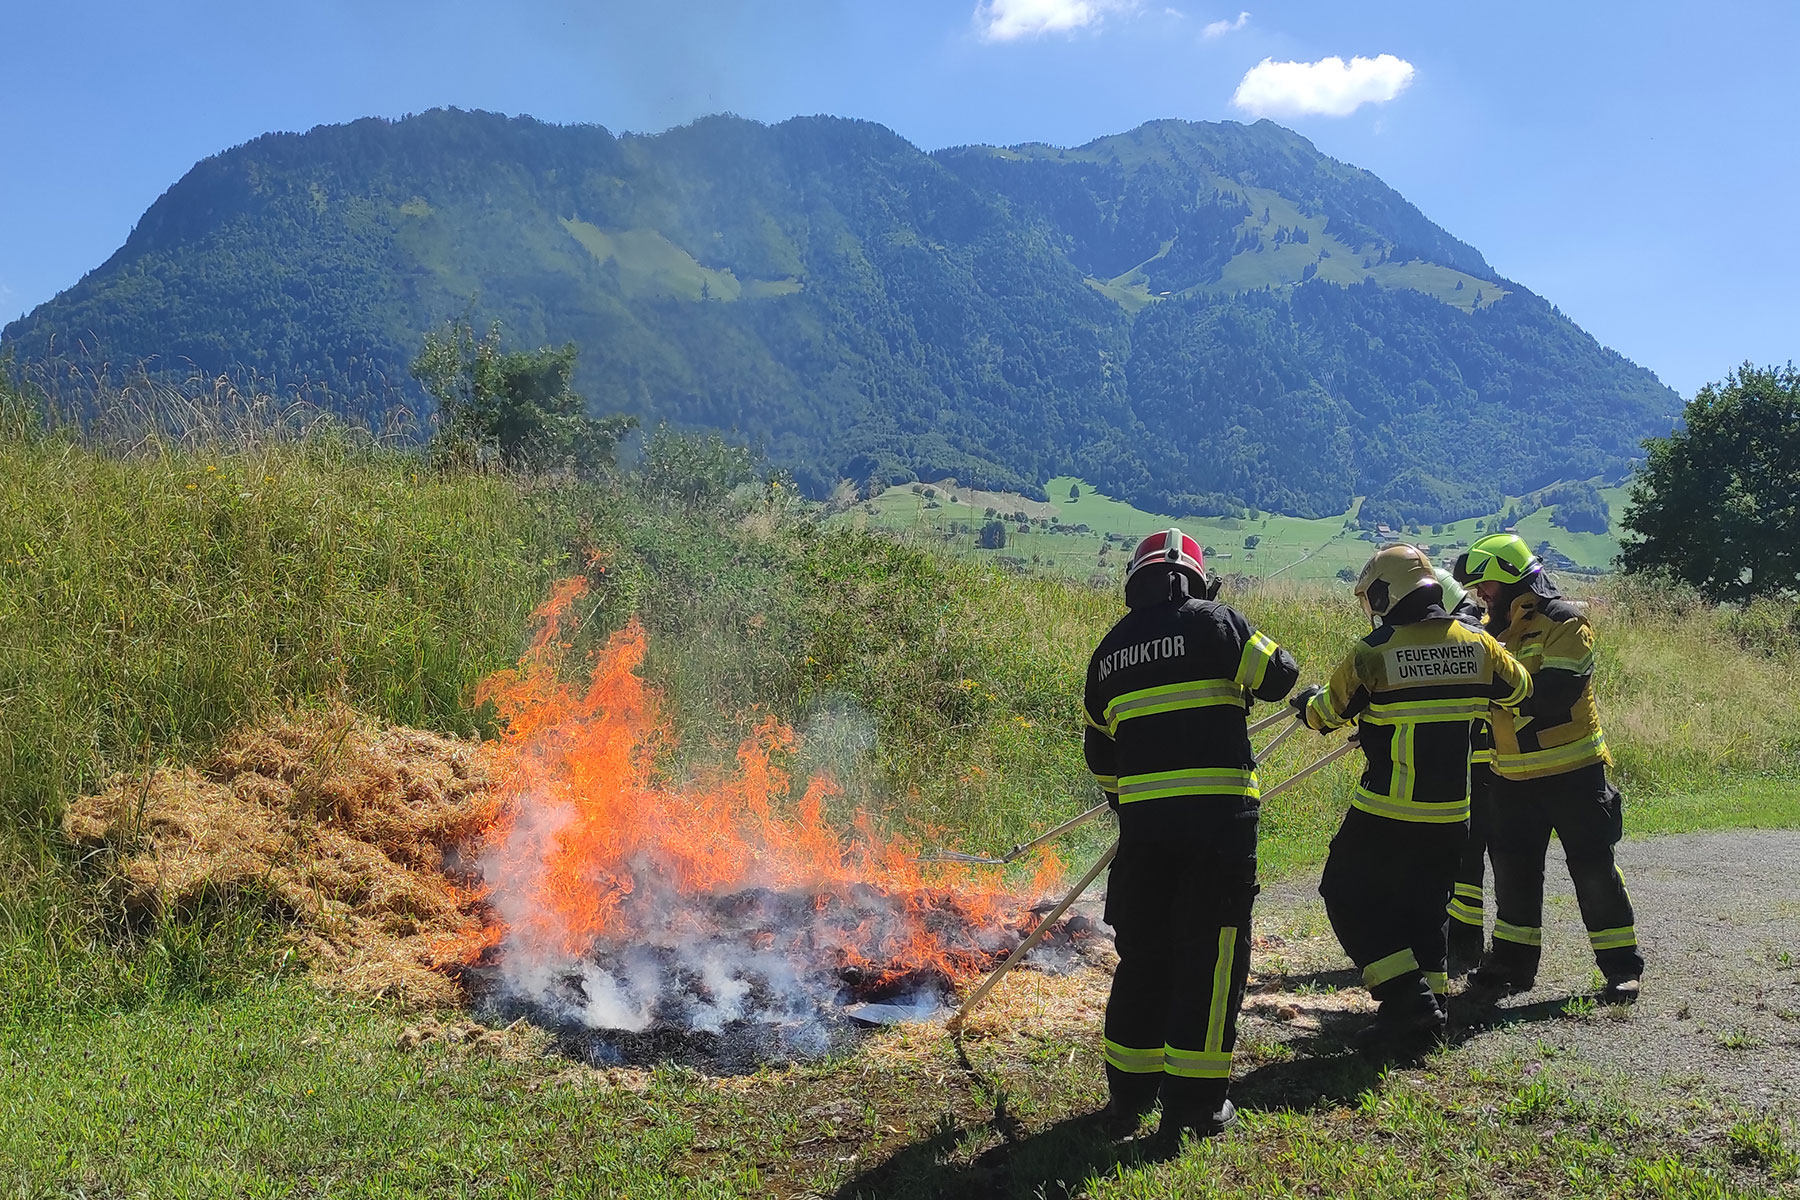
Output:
[
  {"xmin": 1454, "ymin": 533, "xmax": 1645, "ymax": 1002},
  {"xmin": 1436, "ymin": 567, "xmax": 1497, "ymax": 971},
  {"xmin": 1292, "ymin": 545, "xmax": 1532, "ymax": 1048}
]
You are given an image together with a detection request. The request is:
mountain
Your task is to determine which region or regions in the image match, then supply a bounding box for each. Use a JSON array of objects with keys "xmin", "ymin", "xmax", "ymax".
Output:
[{"xmin": 1, "ymin": 109, "xmax": 1680, "ymax": 522}]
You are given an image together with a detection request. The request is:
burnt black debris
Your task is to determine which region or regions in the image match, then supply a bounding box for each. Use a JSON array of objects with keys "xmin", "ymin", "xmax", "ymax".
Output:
[{"xmin": 462, "ymin": 883, "xmax": 1103, "ymax": 1074}]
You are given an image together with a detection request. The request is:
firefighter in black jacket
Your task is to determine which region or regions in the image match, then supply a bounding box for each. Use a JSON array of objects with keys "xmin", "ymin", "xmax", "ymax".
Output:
[
  {"xmin": 1296, "ymin": 546, "xmax": 1532, "ymax": 1047},
  {"xmin": 1083, "ymin": 528, "xmax": 1299, "ymax": 1139},
  {"xmin": 1455, "ymin": 534, "xmax": 1645, "ymax": 1002}
]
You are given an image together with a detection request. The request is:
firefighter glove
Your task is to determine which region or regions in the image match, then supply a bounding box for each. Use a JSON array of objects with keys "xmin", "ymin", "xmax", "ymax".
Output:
[{"xmin": 1289, "ymin": 684, "xmax": 1323, "ymax": 720}]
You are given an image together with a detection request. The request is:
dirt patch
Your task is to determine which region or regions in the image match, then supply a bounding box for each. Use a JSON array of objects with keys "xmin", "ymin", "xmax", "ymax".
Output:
[
  {"xmin": 62, "ymin": 705, "xmax": 495, "ymax": 1006},
  {"xmin": 1253, "ymin": 828, "xmax": 1800, "ymax": 1115}
]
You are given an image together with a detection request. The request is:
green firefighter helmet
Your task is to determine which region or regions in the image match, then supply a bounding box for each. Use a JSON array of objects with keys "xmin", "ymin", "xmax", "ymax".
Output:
[
  {"xmin": 1433, "ymin": 568, "xmax": 1467, "ymax": 612},
  {"xmin": 1457, "ymin": 533, "xmax": 1542, "ymax": 586},
  {"xmin": 1354, "ymin": 544, "xmax": 1440, "ymax": 621}
]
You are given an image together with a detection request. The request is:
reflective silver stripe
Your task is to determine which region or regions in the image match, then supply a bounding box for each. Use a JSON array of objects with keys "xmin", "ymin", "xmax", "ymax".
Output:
[
  {"xmin": 1115, "ymin": 768, "xmax": 1260, "ymax": 802},
  {"xmin": 1163, "ymin": 1046, "xmax": 1232, "ymax": 1078},
  {"xmin": 1104, "ymin": 1039, "xmax": 1164, "ymax": 1074},
  {"xmin": 1236, "ymin": 631, "xmax": 1279, "ymax": 690},
  {"xmin": 1588, "ymin": 925, "xmax": 1637, "ymax": 951},
  {"xmin": 1363, "ymin": 698, "xmax": 1491, "ymax": 723},
  {"xmin": 1363, "ymin": 948, "xmax": 1419, "ymax": 988},
  {"xmin": 1542, "ymin": 652, "xmax": 1595, "ymax": 674},
  {"xmin": 1494, "ymin": 921, "xmax": 1542, "ymax": 947},
  {"xmin": 1205, "ymin": 926, "xmax": 1236, "ymax": 1054},
  {"xmin": 1493, "ymin": 729, "xmax": 1608, "ymax": 776},
  {"xmin": 1351, "ymin": 790, "xmax": 1470, "ymax": 823},
  {"xmin": 1447, "ymin": 899, "xmax": 1483, "ymax": 925},
  {"xmin": 1104, "ymin": 680, "xmax": 1246, "ymax": 732}
]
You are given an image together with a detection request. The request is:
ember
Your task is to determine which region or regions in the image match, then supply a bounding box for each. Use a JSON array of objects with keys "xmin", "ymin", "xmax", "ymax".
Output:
[{"xmin": 462, "ymin": 579, "xmax": 1094, "ymax": 1071}]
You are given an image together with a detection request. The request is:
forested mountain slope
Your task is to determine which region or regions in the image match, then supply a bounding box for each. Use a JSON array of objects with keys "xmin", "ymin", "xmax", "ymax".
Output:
[{"xmin": 3, "ymin": 109, "xmax": 1679, "ymax": 520}]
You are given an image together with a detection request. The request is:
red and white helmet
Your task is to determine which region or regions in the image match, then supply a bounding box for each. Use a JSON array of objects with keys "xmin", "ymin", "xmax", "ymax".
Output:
[{"xmin": 1126, "ymin": 528, "xmax": 1206, "ymax": 588}]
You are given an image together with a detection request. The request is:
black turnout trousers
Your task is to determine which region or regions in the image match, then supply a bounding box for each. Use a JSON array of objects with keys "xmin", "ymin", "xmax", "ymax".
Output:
[
  {"xmin": 1485, "ymin": 762, "xmax": 1643, "ymax": 982},
  {"xmin": 1449, "ymin": 762, "xmax": 1495, "ymax": 939},
  {"xmin": 1320, "ymin": 807, "xmax": 1462, "ymax": 1008},
  {"xmin": 1103, "ymin": 797, "xmax": 1258, "ymax": 1120}
]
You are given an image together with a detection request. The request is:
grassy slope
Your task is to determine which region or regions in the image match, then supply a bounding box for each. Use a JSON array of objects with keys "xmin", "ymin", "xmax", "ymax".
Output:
[
  {"xmin": 2, "ymin": 433, "xmax": 1796, "ymax": 1197},
  {"xmin": 852, "ymin": 475, "xmax": 1622, "ymax": 582}
]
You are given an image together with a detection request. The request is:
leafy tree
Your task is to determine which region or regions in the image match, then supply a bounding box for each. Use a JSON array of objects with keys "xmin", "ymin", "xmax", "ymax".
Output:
[
  {"xmin": 1068, "ymin": 483, "xmax": 1081, "ymax": 501},
  {"xmin": 1243, "ymin": 534, "xmax": 1260, "ymax": 549},
  {"xmin": 978, "ymin": 520, "xmax": 1008, "ymax": 549},
  {"xmin": 1620, "ymin": 363, "xmax": 1800, "ymax": 601},
  {"xmin": 412, "ymin": 321, "xmax": 635, "ymax": 473},
  {"xmin": 639, "ymin": 427, "xmax": 759, "ymax": 504}
]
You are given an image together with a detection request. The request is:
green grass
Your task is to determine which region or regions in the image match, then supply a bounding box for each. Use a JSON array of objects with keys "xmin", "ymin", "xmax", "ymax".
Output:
[
  {"xmin": 853, "ymin": 472, "xmax": 1628, "ymax": 581},
  {"xmin": 2, "ymin": 418, "xmax": 1798, "ymax": 1196},
  {"xmin": 3, "ymin": 983, "xmax": 1790, "ymax": 1198}
]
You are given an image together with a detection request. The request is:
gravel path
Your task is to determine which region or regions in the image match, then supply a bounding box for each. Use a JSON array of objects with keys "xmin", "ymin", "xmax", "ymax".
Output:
[{"xmin": 1248, "ymin": 828, "xmax": 1800, "ymax": 1115}]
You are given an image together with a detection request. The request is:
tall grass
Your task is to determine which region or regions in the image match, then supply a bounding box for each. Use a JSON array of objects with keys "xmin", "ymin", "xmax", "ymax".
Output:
[{"xmin": 2, "ymin": 389, "xmax": 1796, "ymax": 1019}]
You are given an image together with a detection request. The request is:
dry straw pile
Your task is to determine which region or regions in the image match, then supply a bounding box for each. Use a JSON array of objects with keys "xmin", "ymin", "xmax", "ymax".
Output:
[{"xmin": 62, "ymin": 706, "xmax": 496, "ymax": 1006}]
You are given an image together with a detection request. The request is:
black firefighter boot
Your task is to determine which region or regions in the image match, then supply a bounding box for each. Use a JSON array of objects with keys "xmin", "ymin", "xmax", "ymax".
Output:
[
  {"xmin": 1447, "ymin": 918, "xmax": 1485, "ymax": 977},
  {"xmin": 1355, "ymin": 974, "xmax": 1447, "ymax": 1056}
]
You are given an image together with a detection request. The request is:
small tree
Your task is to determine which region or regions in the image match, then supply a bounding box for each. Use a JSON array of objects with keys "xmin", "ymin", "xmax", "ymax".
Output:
[
  {"xmin": 1621, "ymin": 363, "xmax": 1800, "ymax": 601},
  {"xmin": 1243, "ymin": 534, "xmax": 1261, "ymax": 549},
  {"xmin": 1069, "ymin": 483, "xmax": 1081, "ymax": 501},
  {"xmin": 978, "ymin": 520, "xmax": 1008, "ymax": 550},
  {"xmin": 413, "ymin": 320, "xmax": 634, "ymax": 473}
]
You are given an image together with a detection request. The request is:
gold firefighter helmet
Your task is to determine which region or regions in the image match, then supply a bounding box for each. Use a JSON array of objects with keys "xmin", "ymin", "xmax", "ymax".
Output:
[{"xmin": 1354, "ymin": 544, "xmax": 1440, "ymax": 622}]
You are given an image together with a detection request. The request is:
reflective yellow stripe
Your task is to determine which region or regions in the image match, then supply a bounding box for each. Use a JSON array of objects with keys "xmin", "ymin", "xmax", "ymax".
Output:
[
  {"xmin": 1363, "ymin": 698, "xmax": 1491, "ymax": 723},
  {"xmin": 1470, "ymin": 747, "xmax": 1495, "ymax": 764},
  {"xmin": 1542, "ymin": 652, "xmax": 1595, "ymax": 674},
  {"xmin": 1494, "ymin": 921, "xmax": 1542, "ymax": 947},
  {"xmin": 1493, "ymin": 729, "xmax": 1609, "ymax": 777},
  {"xmin": 1588, "ymin": 925, "xmax": 1637, "ymax": 951},
  {"xmin": 1363, "ymin": 948, "xmax": 1420, "ymax": 988},
  {"xmin": 1236, "ymin": 631, "xmax": 1280, "ymax": 690},
  {"xmin": 1453, "ymin": 883, "xmax": 1483, "ymax": 901},
  {"xmin": 1103, "ymin": 680, "xmax": 1246, "ymax": 733},
  {"xmin": 1351, "ymin": 789, "xmax": 1470, "ymax": 823},
  {"xmin": 1084, "ymin": 707, "xmax": 1109, "ymax": 733},
  {"xmin": 1104, "ymin": 1039, "xmax": 1164, "ymax": 1074},
  {"xmin": 1115, "ymin": 768, "xmax": 1260, "ymax": 803},
  {"xmin": 1306, "ymin": 688, "xmax": 1343, "ymax": 730},
  {"xmin": 1163, "ymin": 1045, "xmax": 1232, "ymax": 1079},
  {"xmin": 1090, "ymin": 773, "xmax": 1118, "ymax": 790},
  {"xmin": 1206, "ymin": 926, "xmax": 1236, "ymax": 1054},
  {"xmin": 1424, "ymin": 971, "xmax": 1448, "ymax": 997},
  {"xmin": 1496, "ymin": 671, "xmax": 1530, "ymax": 710},
  {"xmin": 1447, "ymin": 899, "xmax": 1483, "ymax": 925}
]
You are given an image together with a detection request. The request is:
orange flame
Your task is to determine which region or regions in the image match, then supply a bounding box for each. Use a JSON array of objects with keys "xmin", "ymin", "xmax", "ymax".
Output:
[{"xmin": 468, "ymin": 578, "xmax": 1061, "ymax": 990}]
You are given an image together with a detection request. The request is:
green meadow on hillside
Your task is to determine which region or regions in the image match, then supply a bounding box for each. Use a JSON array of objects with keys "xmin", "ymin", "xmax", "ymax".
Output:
[{"xmin": 848, "ymin": 475, "xmax": 1625, "ymax": 583}]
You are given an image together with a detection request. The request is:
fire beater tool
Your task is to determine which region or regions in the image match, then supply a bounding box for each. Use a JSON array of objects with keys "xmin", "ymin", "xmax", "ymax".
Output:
[
  {"xmin": 947, "ymin": 721, "xmax": 1355, "ymax": 1029},
  {"xmin": 918, "ymin": 707, "xmax": 1300, "ymax": 866}
]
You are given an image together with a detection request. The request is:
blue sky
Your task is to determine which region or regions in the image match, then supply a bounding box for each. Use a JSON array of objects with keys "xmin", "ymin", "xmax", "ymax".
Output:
[{"xmin": 2, "ymin": 0, "xmax": 1794, "ymax": 397}]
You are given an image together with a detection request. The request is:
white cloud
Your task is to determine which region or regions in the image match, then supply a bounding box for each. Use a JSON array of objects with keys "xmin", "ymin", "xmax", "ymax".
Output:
[
  {"xmin": 1201, "ymin": 10, "xmax": 1249, "ymax": 38},
  {"xmin": 974, "ymin": 0, "xmax": 1138, "ymax": 42},
  {"xmin": 1231, "ymin": 53, "xmax": 1415, "ymax": 117}
]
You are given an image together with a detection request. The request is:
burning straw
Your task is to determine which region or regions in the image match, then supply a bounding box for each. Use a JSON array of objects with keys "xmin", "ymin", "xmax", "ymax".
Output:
[
  {"xmin": 464, "ymin": 579, "xmax": 1078, "ymax": 1065},
  {"xmin": 62, "ymin": 578, "xmax": 1092, "ymax": 1067}
]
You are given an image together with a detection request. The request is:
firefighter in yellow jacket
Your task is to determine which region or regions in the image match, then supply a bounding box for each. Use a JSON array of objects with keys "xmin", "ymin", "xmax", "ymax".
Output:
[
  {"xmin": 1455, "ymin": 533, "xmax": 1645, "ymax": 1002},
  {"xmin": 1294, "ymin": 545, "xmax": 1532, "ymax": 1046}
]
